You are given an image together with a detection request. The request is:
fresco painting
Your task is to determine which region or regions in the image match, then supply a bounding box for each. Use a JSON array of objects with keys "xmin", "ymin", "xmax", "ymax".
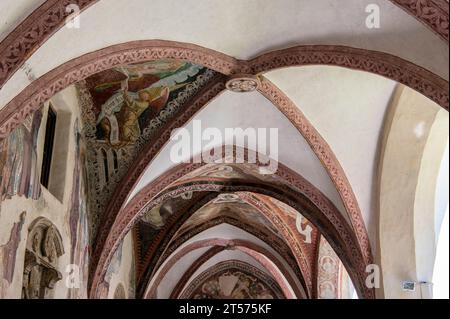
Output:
[
  {"xmin": 0, "ymin": 109, "xmax": 43, "ymax": 203},
  {"xmin": 86, "ymin": 60, "xmax": 204, "ymax": 146},
  {"xmin": 0, "ymin": 212, "xmax": 26, "ymax": 298},
  {"xmin": 67, "ymin": 120, "xmax": 90, "ymax": 299},
  {"xmin": 79, "ymin": 60, "xmax": 212, "ymax": 237},
  {"xmin": 182, "ymin": 261, "xmax": 285, "ymax": 299},
  {"xmin": 317, "ymin": 236, "xmax": 341, "ymax": 299}
]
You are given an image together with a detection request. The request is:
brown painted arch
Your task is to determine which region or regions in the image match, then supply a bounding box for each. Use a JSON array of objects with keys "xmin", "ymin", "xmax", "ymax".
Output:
[
  {"xmin": 0, "ymin": 0, "xmax": 447, "ymax": 90},
  {"xmin": 0, "ymin": 41, "xmax": 448, "ymax": 270},
  {"xmin": 0, "ymin": 40, "xmax": 448, "ymax": 140},
  {"xmin": 1, "ymin": 41, "xmax": 447, "ymax": 273},
  {"xmin": 39, "ymin": 42, "xmax": 381, "ymax": 286},
  {"xmin": 136, "ymin": 204, "xmax": 313, "ymax": 299},
  {"xmin": 89, "ymin": 159, "xmax": 373, "ymax": 299},
  {"xmin": 0, "ymin": 39, "xmax": 444, "ymax": 299},
  {"xmin": 144, "ymin": 238, "xmax": 303, "ymax": 299},
  {"xmin": 166, "ymin": 223, "xmax": 307, "ymax": 299},
  {"xmin": 179, "ymin": 259, "xmax": 286, "ymax": 299},
  {"xmin": 238, "ymin": 191, "xmax": 370, "ymax": 300},
  {"xmin": 137, "ymin": 209, "xmax": 310, "ymax": 284},
  {"xmin": 390, "ymin": 0, "xmax": 449, "ymax": 42}
]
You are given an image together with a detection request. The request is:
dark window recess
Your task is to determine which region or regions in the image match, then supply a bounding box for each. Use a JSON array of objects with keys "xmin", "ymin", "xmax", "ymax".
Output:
[
  {"xmin": 102, "ymin": 149, "xmax": 109, "ymax": 183},
  {"xmin": 40, "ymin": 106, "xmax": 57, "ymax": 188}
]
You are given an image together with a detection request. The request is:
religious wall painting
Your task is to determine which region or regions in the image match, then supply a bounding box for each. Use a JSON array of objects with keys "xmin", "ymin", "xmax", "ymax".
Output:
[
  {"xmin": 266, "ymin": 196, "xmax": 319, "ymax": 262},
  {"xmin": 181, "ymin": 261, "xmax": 284, "ymax": 299},
  {"xmin": 176, "ymin": 203, "xmax": 219, "ymax": 234},
  {"xmin": 102, "ymin": 239, "xmax": 135, "ymax": 299},
  {"xmin": 66, "ymin": 120, "xmax": 90, "ymax": 299},
  {"xmin": 78, "ymin": 60, "xmax": 215, "ymax": 236},
  {"xmin": 104, "ymin": 240, "xmax": 123, "ymax": 285},
  {"xmin": 0, "ymin": 108, "xmax": 43, "ymax": 204},
  {"xmin": 136, "ymin": 197, "xmax": 185, "ymax": 257},
  {"xmin": 22, "ymin": 218, "xmax": 64, "ymax": 299},
  {"xmin": 317, "ymin": 236, "xmax": 341, "ymax": 299},
  {"xmin": 212, "ymin": 193, "xmax": 245, "ymax": 205},
  {"xmin": 175, "ymin": 197, "xmax": 283, "ymax": 241},
  {"xmin": 141, "ymin": 204, "xmax": 171, "ymax": 229},
  {"xmin": 179, "ymin": 164, "xmax": 249, "ymax": 183},
  {"xmin": 0, "ymin": 212, "xmax": 26, "ymax": 297}
]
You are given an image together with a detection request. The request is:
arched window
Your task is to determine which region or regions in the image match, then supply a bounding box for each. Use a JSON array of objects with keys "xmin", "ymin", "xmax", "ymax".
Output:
[{"xmin": 22, "ymin": 218, "xmax": 64, "ymax": 299}]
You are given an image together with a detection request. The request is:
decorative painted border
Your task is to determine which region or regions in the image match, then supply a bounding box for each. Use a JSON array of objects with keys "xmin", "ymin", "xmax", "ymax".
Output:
[
  {"xmin": 0, "ymin": 0, "xmax": 447, "ymax": 90},
  {"xmin": 258, "ymin": 79, "xmax": 372, "ymax": 266},
  {"xmin": 390, "ymin": 0, "xmax": 449, "ymax": 42},
  {"xmin": 89, "ymin": 158, "xmax": 372, "ymax": 299},
  {"xmin": 144, "ymin": 239, "xmax": 297, "ymax": 299},
  {"xmin": 0, "ymin": 42, "xmax": 446, "ymax": 279},
  {"xmin": 137, "ymin": 207, "xmax": 307, "ymax": 292},
  {"xmin": 0, "ymin": 39, "xmax": 443, "ymax": 299},
  {"xmin": 0, "ymin": 41, "xmax": 448, "ymax": 140},
  {"xmin": 0, "ymin": 0, "xmax": 98, "ymax": 88},
  {"xmin": 139, "ymin": 209, "xmax": 309, "ymax": 298},
  {"xmin": 249, "ymin": 45, "xmax": 448, "ymax": 109},
  {"xmin": 166, "ymin": 221, "xmax": 304, "ymax": 299}
]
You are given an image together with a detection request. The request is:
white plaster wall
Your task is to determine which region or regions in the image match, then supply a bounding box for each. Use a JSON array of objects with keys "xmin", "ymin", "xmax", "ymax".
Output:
[
  {"xmin": 0, "ymin": 0, "xmax": 448, "ymax": 110},
  {"xmin": 434, "ymin": 140, "xmax": 449, "ymax": 242},
  {"xmin": 0, "ymin": 85, "xmax": 88, "ymax": 299},
  {"xmin": 266, "ymin": 66, "xmax": 399, "ymax": 250}
]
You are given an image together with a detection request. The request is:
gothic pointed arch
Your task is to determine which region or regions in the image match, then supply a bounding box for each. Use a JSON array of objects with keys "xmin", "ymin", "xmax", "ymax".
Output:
[{"xmin": 89, "ymin": 153, "xmax": 372, "ymax": 298}]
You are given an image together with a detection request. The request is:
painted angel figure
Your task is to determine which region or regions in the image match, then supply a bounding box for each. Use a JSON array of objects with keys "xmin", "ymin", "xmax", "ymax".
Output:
[
  {"xmin": 96, "ymin": 78, "xmax": 170, "ymax": 145},
  {"xmin": 96, "ymin": 63, "xmax": 201, "ymax": 146}
]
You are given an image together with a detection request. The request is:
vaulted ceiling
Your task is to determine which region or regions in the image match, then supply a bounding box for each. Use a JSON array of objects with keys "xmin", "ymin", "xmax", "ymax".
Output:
[{"xmin": 0, "ymin": 0, "xmax": 448, "ymax": 299}]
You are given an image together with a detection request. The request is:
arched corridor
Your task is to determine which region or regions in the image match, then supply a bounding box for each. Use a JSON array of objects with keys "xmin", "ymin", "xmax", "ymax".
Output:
[{"xmin": 0, "ymin": 0, "xmax": 448, "ymax": 301}]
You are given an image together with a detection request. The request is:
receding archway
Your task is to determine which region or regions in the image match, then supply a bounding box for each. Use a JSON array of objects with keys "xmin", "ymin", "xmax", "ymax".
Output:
[{"xmin": 89, "ymin": 158, "xmax": 372, "ymax": 299}]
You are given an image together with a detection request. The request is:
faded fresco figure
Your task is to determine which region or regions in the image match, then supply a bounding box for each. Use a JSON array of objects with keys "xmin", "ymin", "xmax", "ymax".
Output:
[
  {"xmin": 120, "ymin": 85, "xmax": 170, "ymax": 144},
  {"xmin": 67, "ymin": 120, "xmax": 90, "ymax": 299},
  {"xmin": 0, "ymin": 109, "xmax": 42, "ymax": 202},
  {"xmin": 91, "ymin": 61, "xmax": 202, "ymax": 147},
  {"xmin": 0, "ymin": 212, "xmax": 26, "ymax": 298}
]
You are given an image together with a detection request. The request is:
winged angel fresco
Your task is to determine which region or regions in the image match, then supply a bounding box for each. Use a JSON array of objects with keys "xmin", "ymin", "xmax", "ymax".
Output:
[{"xmin": 94, "ymin": 61, "xmax": 202, "ymax": 146}]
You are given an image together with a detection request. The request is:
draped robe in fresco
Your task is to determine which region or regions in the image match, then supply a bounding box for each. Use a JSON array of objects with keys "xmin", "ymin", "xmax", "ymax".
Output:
[
  {"xmin": 0, "ymin": 109, "xmax": 42, "ymax": 203},
  {"xmin": 67, "ymin": 120, "xmax": 90, "ymax": 299}
]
